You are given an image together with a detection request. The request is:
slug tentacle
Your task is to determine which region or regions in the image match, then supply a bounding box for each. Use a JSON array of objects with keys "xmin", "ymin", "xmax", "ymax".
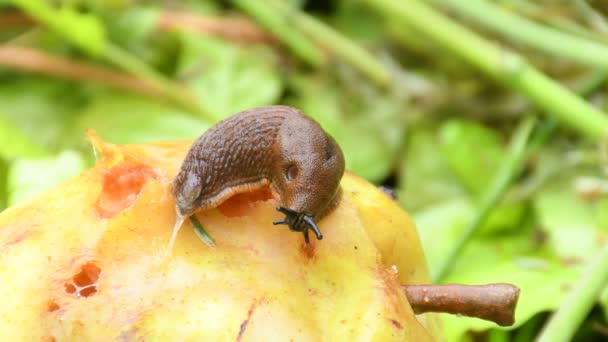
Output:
[{"xmin": 273, "ymin": 206, "xmax": 323, "ymax": 244}]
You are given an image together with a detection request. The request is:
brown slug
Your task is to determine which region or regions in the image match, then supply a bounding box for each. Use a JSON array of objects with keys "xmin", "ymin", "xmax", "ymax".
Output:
[{"xmin": 168, "ymin": 105, "xmax": 345, "ymax": 250}]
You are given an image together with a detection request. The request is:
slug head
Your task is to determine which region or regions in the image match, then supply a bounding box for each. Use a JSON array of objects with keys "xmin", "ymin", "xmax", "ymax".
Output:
[
  {"xmin": 173, "ymin": 171, "xmax": 202, "ymax": 217},
  {"xmin": 271, "ymin": 117, "xmax": 345, "ymax": 243}
]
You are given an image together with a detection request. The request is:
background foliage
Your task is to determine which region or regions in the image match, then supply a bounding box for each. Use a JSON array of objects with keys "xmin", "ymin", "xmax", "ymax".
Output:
[{"xmin": 1, "ymin": 1, "xmax": 608, "ymax": 341}]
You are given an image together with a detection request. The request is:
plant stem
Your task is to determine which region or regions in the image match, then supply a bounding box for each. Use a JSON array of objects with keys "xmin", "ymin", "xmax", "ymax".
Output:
[
  {"xmin": 266, "ymin": 0, "xmax": 391, "ymax": 88},
  {"xmin": 527, "ymin": 70, "xmax": 608, "ymax": 152},
  {"xmin": 535, "ymin": 243, "xmax": 608, "ymax": 342},
  {"xmin": 9, "ymin": 0, "xmax": 212, "ymax": 120},
  {"xmin": 433, "ymin": 116, "xmax": 537, "ymax": 282},
  {"xmin": 571, "ymin": 0, "xmax": 608, "ymax": 33},
  {"xmin": 365, "ymin": 0, "xmax": 608, "ymax": 141},
  {"xmin": 0, "ymin": 46, "xmax": 162, "ymax": 96},
  {"xmin": 103, "ymin": 44, "xmax": 213, "ymax": 121},
  {"xmin": 158, "ymin": 12, "xmax": 276, "ymax": 44},
  {"xmin": 230, "ymin": 0, "xmax": 326, "ymax": 67},
  {"xmin": 0, "ymin": 158, "xmax": 7, "ymax": 212},
  {"xmin": 403, "ymin": 283, "xmax": 520, "ymax": 326},
  {"xmin": 433, "ymin": 0, "xmax": 608, "ymax": 69}
]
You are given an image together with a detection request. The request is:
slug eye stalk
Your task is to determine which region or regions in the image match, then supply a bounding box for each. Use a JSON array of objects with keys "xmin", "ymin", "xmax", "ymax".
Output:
[{"xmin": 273, "ymin": 206, "xmax": 323, "ymax": 244}]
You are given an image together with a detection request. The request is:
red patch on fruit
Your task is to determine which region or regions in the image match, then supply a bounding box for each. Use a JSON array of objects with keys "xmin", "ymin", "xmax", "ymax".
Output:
[
  {"xmin": 64, "ymin": 262, "xmax": 101, "ymax": 298},
  {"xmin": 95, "ymin": 161, "xmax": 156, "ymax": 218},
  {"xmin": 300, "ymin": 240, "xmax": 316, "ymax": 259},
  {"xmin": 47, "ymin": 300, "xmax": 60, "ymax": 312}
]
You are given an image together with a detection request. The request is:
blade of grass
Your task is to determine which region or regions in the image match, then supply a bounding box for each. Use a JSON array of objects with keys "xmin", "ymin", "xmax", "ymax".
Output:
[
  {"xmin": 535, "ymin": 243, "xmax": 608, "ymax": 342},
  {"xmin": 266, "ymin": 0, "xmax": 391, "ymax": 88},
  {"xmin": 190, "ymin": 215, "xmax": 216, "ymax": 248},
  {"xmin": 566, "ymin": 0, "xmax": 608, "ymax": 34},
  {"xmin": 230, "ymin": 0, "xmax": 326, "ymax": 67},
  {"xmin": 433, "ymin": 0, "xmax": 608, "ymax": 69},
  {"xmin": 527, "ymin": 70, "xmax": 608, "ymax": 151},
  {"xmin": 365, "ymin": 0, "xmax": 608, "ymax": 142}
]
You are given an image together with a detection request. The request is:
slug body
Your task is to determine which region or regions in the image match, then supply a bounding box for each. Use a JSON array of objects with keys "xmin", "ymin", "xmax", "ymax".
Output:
[{"xmin": 170, "ymin": 105, "xmax": 345, "ymax": 248}]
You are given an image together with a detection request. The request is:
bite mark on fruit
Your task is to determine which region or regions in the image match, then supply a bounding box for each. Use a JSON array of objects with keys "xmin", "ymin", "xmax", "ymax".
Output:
[
  {"xmin": 64, "ymin": 262, "xmax": 101, "ymax": 298},
  {"xmin": 95, "ymin": 160, "xmax": 156, "ymax": 218},
  {"xmin": 218, "ymin": 186, "xmax": 273, "ymax": 218}
]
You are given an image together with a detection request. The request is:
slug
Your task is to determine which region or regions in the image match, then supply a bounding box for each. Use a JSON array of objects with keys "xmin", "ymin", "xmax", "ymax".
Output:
[{"xmin": 168, "ymin": 105, "xmax": 345, "ymax": 251}]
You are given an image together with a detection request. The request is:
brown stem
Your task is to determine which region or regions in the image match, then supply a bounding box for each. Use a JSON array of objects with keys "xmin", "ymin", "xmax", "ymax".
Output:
[
  {"xmin": 0, "ymin": 46, "xmax": 161, "ymax": 96},
  {"xmin": 0, "ymin": 11, "xmax": 33, "ymax": 29},
  {"xmin": 403, "ymin": 283, "xmax": 520, "ymax": 326},
  {"xmin": 158, "ymin": 12, "xmax": 276, "ymax": 44},
  {"xmin": 0, "ymin": 10, "xmax": 273, "ymax": 44}
]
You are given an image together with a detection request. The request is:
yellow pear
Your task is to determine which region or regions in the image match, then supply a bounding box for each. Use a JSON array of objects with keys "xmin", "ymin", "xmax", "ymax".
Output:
[{"xmin": 0, "ymin": 134, "xmax": 441, "ymax": 341}]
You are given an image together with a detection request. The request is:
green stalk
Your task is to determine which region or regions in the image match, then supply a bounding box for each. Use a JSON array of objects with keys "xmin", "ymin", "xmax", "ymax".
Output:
[
  {"xmin": 536, "ymin": 244, "xmax": 608, "ymax": 342},
  {"xmin": 434, "ymin": 116, "xmax": 537, "ymax": 282},
  {"xmin": 231, "ymin": 0, "xmax": 326, "ymax": 67},
  {"xmin": 267, "ymin": 0, "xmax": 391, "ymax": 87},
  {"xmin": 433, "ymin": 0, "xmax": 608, "ymax": 69},
  {"xmin": 571, "ymin": 0, "xmax": 608, "ymax": 34},
  {"xmin": 102, "ymin": 45, "xmax": 213, "ymax": 120},
  {"xmin": 0, "ymin": 158, "xmax": 7, "ymax": 212},
  {"xmin": 365, "ymin": 0, "xmax": 608, "ymax": 142}
]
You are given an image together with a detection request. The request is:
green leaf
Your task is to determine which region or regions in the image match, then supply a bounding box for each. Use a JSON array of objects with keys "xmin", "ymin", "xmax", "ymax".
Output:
[
  {"xmin": 286, "ymin": 75, "xmax": 404, "ymax": 182},
  {"xmin": 101, "ymin": 7, "xmax": 169, "ymax": 69},
  {"xmin": 399, "ymin": 125, "xmax": 525, "ymax": 234},
  {"xmin": 177, "ymin": 34, "xmax": 282, "ymax": 121},
  {"xmin": 339, "ymin": 100, "xmax": 404, "ymax": 182},
  {"xmin": 415, "ymin": 198, "xmax": 582, "ymax": 340},
  {"xmin": 399, "ymin": 127, "xmax": 466, "ymax": 211},
  {"xmin": 595, "ymin": 196, "xmax": 608, "ymax": 230},
  {"xmin": 442, "ymin": 244, "xmax": 580, "ymax": 341},
  {"xmin": 103, "ymin": 8, "xmax": 159, "ymax": 48},
  {"xmin": 533, "ymin": 174, "xmax": 601, "ymax": 261},
  {"xmin": 74, "ymin": 91, "xmax": 210, "ymax": 144},
  {"xmin": 0, "ymin": 115, "xmax": 47, "ymax": 159},
  {"xmin": 414, "ymin": 142, "xmax": 605, "ymax": 339},
  {"xmin": 413, "ymin": 197, "xmax": 473, "ymax": 271},
  {"xmin": 7, "ymin": 150, "xmax": 86, "ymax": 205},
  {"xmin": 10, "ymin": 0, "xmax": 107, "ymax": 55},
  {"xmin": 333, "ymin": 0, "xmax": 387, "ymax": 42},
  {"xmin": 0, "ymin": 77, "xmax": 83, "ymax": 153},
  {"xmin": 439, "ymin": 119, "xmax": 505, "ymax": 195}
]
